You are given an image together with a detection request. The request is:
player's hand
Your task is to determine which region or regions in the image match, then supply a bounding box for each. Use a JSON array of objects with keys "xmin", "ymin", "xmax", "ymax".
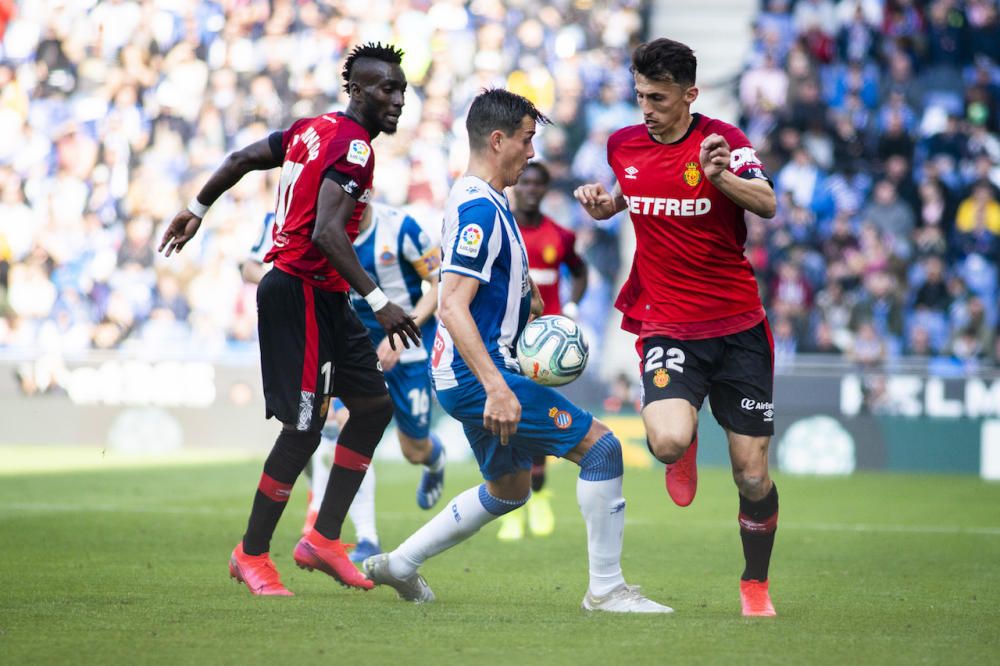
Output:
[
  {"xmin": 700, "ymin": 133, "xmax": 731, "ymax": 181},
  {"xmin": 375, "ymin": 335, "xmax": 403, "ymax": 373},
  {"xmin": 573, "ymin": 183, "xmax": 617, "ymax": 220},
  {"xmin": 484, "ymin": 384, "xmax": 521, "ymax": 446},
  {"xmin": 375, "ymin": 302, "xmax": 422, "ymax": 351},
  {"xmin": 159, "ymin": 210, "xmax": 203, "ymax": 257}
]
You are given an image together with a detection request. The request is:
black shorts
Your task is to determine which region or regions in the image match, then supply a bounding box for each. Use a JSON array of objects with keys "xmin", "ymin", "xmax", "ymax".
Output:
[
  {"xmin": 638, "ymin": 320, "xmax": 775, "ymax": 437},
  {"xmin": 257, "ymin": 268, "xmax": 387, "ymax": 431}
]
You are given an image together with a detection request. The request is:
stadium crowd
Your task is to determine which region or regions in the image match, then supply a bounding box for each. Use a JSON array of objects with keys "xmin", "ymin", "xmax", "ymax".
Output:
[
  {"xmin": 0, "ymin": 0, "xmax": 644, "ymax": 375},
  {"xmin": 0, "ymin": 0, "xmax": 999, "ymax": 394},
  {"xmin": 742, "ymin": 0, "xmax": 1000, "ymax": 372}
]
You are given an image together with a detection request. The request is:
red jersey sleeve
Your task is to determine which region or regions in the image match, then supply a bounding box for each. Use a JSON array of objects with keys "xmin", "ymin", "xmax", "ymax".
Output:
[
  {"xmin": 321, "ymin": 128, "xmax": 375, "ymax": 200},
  {"xmin": 704, "ymin": 119, "xmax": 770, "ymax": 182},
  {"xmin": 281, "ymin": 118, "xmax": 309, "ymax": 152}
]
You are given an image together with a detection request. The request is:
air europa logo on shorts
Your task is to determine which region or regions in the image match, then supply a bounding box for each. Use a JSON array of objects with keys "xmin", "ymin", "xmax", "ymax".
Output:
[
  {"xmin": 741, "ymin": 398, "xmax": 774, "ymax": 414},
  {"xmin": 623, "ymin": 195, "xmax": 711, "ymax": 217}
]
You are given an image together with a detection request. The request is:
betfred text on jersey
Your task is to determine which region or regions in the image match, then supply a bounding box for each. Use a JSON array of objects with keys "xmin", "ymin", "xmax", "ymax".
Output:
[{"xmin": 623, "ymin": 195, "xmax": 712, "ymax": 217}]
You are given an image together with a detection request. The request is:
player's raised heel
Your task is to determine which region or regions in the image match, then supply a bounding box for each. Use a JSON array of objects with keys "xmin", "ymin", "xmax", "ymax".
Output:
[
  {"xmin": 293, "ymin": 534, "xmax": 374, "ymax": 590},
  {"xmin": 740, "ymin": 578, "xmax": 776, "ymax": 617},
  {"xmin": 229, "ymin": 543, "xmax": 294, "ymax": 596},
  {"xmin": 363, "ymin": 553, "xmax": 435, "ymax": 603},
  {"xmin": 581, "ymin": 584, "xmax": 673, "ymax": 613},
  {"xmin": 665, "ymin": 436, "xmax": 698, "ymax": 507}
]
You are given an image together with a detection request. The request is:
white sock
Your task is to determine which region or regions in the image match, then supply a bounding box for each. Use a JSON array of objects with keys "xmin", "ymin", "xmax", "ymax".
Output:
[
  {"xmin": 577, "ymin": 475, "xmax": 627, "ymax": 597},
  {"xmin": 310, "ymin": 436, "xmax": 336, "ymax": 510},
  {"xmin": 388, "ymin": 484, "xmax": 500, "ymax": 578},
  {"xmin": 347, "ymin": 465, "xmax": 378, "ymax": 544}
]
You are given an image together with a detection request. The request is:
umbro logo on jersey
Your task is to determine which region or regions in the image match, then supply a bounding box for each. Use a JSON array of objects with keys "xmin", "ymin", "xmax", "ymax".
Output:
[{"xmin": 624, "ymin": 166, "xmax": 639, "ymax": 179}]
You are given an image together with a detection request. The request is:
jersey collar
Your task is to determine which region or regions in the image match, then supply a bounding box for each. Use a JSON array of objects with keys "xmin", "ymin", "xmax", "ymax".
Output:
[{"xmin": 647, "ymin": 113, "xmax": 702, "ymax": 146}]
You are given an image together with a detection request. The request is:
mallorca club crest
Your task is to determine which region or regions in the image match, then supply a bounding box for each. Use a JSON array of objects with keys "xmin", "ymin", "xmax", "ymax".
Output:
[
  {"xmin": 652, "ymin": 368, "xmax": 670, "ymax": 389},
  {"xmin": 683, "ymin": 161, "xmax": 702, "ymax": 187}
]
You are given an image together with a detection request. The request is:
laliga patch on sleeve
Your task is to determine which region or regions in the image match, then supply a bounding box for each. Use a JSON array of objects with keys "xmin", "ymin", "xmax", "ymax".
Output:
[
  {"xmin": 455, "ymin": 223, "xmax": 484, "ymax": 258},
  {"xmin": 346, "ymin": 140, "xmax": 371, "ymax": 167},
  {"xmin": 729, "ymin": 146, "xmax": 762, "ymax": 171}
]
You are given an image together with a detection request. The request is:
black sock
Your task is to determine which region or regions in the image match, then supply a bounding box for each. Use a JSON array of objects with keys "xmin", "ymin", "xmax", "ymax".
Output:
[
  {"xmin": 738, "ymin": 483, "xmax": 778, "ymax": 582},
  {"xmin": 531, "ymin": 456, "xmax": 547, "ymax": 492},
  {"xmin": 242, "ymin": 429, "xmax": 319, "ymax": 555}
]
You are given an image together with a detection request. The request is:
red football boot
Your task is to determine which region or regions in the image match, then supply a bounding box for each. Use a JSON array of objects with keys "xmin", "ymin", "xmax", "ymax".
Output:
[
  {"xmin": 740, "ymin": 579, "xmax": 776, "ymax": 617},
  {"xmin": 228, "ymin": 542, "xmax": 294, "ymax": 596},
  {"xmin": 294, "ymin": 530, "xmax": 374, "ymax": 590},
  {"xmin": 665, "ymin": 435, "xmax": 698, "ymax": 507}
]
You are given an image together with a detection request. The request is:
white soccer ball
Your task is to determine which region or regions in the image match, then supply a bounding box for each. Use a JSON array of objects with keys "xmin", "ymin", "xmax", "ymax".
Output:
[{"xmin": 516, "ymin": 315, "xmax": 589, "ymax": 386}]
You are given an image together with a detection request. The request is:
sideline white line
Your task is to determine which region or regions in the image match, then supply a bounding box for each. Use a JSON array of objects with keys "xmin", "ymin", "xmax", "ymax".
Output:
[{"xmin": 2, "ymin": 503, "xmax": 998, "ymax": 536}]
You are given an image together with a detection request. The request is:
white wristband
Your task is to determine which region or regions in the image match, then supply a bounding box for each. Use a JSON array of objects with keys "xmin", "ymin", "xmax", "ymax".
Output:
[
  {"xmin": 562, "ymin": 301, "xmax": 580, "ymax": 320},
  {"xmin": 365, "ymin": 287, "xmax": 389, "ymax": 312},
  {"xmin": 187, "ymin": 197, "xmax": 210, "ymax": 218}
]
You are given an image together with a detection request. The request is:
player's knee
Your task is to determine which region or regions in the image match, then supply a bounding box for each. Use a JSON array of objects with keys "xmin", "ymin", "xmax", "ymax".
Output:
[
  {"xmin": 578, "ymin": 431, "xmax": 623, "ymax": 481},
  {"xmin": 344, "ymin": 393, "xmax": 393, "ymax": 431},
  {"xmin": 478, "ymin": 483, "xmax": 529, "ymax": 516},
  {"xmin": 733, "ymin": 471, "xmax": 770, "ymax": 500},
  {"xmin": 646, "ymin": 430, "xmax": 690, "ymax": 464}
]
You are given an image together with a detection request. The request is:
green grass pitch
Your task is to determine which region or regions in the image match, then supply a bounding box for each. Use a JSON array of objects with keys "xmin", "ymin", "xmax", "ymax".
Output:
[{"xmin": 2, "ymin": 451, "xmax": 999, "ymax": 665}]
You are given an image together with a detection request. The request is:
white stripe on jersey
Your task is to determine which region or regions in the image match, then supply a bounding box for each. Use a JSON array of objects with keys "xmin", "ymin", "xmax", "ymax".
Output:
[
  {"xmin": 433, "ymin": 176, "xmax": 530, "ymax": 391},
  {"xmin": 355, "ymin": 203, "xmax": 433, "ymax": 363}
]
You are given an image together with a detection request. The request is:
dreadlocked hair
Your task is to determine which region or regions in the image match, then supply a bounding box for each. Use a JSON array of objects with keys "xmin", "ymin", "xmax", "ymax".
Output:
[{"xmin": 341, "ymin": 42, "xmax": 405, "ymax": 92}]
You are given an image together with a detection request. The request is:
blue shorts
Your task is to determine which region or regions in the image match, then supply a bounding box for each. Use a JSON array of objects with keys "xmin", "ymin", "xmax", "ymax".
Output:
[
  {"xmin": 328, "ymin": 361, "xmax": 432, "ymax": 439},
  {"xmin": 436, "ymin": 370, "xmax": 593, "ymax": 481},
  {"xmin": 386, "ymin": 360, "xmax": 433, "ymax": 438}
]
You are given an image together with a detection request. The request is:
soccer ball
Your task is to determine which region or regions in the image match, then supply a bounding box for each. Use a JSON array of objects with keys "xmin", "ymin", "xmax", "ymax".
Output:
[{"xmin": 516, "ymin": 315, "xmax": 589, "ymax": 386}]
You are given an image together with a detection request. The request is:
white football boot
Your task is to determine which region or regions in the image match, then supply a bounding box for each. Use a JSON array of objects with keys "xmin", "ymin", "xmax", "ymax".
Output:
[
  {"xmin": 581, "ymin": 584, "xmax": 674, "ymax": 613},
  {"xmin": 363, "ymin": 554, "xmax": 435, "ymax": 603}
]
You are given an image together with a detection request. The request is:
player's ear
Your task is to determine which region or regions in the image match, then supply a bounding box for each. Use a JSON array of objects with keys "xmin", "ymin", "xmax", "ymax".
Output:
[
  {"xmin": 684, "ymin": 85, "xmax": 699, "ymax": 105},
  {"xmin": 490, "ymin": 129, "xmax": 505, "ymax": 153}
]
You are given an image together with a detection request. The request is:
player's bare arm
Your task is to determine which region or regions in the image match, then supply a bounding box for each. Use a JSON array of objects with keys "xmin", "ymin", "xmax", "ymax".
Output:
[
  {"xmin": 313, "ymin": 178, "xmax": 421, "ymax": 349},
  {"xmin": 699, "ymin": 134, "xmax": 777, "ymax": 219},
  {"xmin": 529, "ymin": 276, "xmax": 544, "ymax": 317},
  {"xmin": 159, "ymin": 135, "xmax": 282, "ymax": 256},
  {"xmin": 240, "ymin": 260, "xmax": 268, "ymax": 285},
  {"xmin": 573, "ymin": 181, "xmax": 626, "ymax": 220},
  {"xmin": 438, "ymin": 271, "xmax": 521, "ymax": 445}
]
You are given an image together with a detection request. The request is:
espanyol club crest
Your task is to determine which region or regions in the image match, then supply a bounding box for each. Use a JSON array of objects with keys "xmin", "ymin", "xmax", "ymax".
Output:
[
  {"xmin": 548, "ymin": 406, "xmax": 572, "ymax": 429},
  {"xmin": 683, "ymin": 162, "xmax": 702, "ymax": 187}
]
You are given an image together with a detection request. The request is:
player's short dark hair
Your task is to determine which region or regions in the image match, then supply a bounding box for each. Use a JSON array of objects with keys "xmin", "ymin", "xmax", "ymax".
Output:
[
  {"xmin": 342, "ymin": 42, "xmax": 404, "ymax": 93},
  {"xmin": 631, "ymin": 38, "xmax": 697, "ymax": 86},
  {"xmin": 467, "ymin": 88, "xmax": 551, "ymax": 150},
  {"xmin": 521, "ymin": 162, "xmax": 551, "ymax": 184}
]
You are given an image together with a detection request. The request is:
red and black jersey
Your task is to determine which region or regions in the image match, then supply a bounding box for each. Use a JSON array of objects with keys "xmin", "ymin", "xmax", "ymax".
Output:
[
  {"xmin": 608, "ymin": 113, "xmax": 771, "ymax": 339},
  {"xmin": 264, "ymin": 112, "xmax": 375, "ymax": 292},
  {"xmin": 519, "ymin": 215, "xmax": 583, "ymax": 316}
]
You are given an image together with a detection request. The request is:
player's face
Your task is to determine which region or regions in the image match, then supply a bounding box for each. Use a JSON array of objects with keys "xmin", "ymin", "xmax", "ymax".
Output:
[
  {"xmin": 634, "ymin": 73, "xmax": 697, "ymax": 140},
  {"xmin": 499, "ymin": 116, "xmax": 537, "ymax": 188},
  {"xmin": 354, "ymin": 61, "xmax": 407, "ymax": 135},
  {"xmin": 512, "ymin": 167, "xmax": 548, "ymax": 214}
]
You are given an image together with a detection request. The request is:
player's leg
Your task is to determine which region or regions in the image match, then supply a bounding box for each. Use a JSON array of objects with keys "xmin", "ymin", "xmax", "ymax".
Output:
[
  {"xmin": 729, "ymin": 431, "xmax": 777, "ymax": 616},
  {"xmin": 638, "ymin": 336, "xmax": 712, "ymax": 507},
  {"xmin": 709, "ymin": 320, "xmax": 777, "ymax": 616},
  {"xmin": 364, "ymin": 381, "xmax": 534, "ymax": 602},
  {"xmin": 293, "ymin": 293, "xmax": 391, "ymax": 590},
  {"xmin": 233, "ymin": 269, "xmax": 327, "ymax": 595},
  {"xmin": 346, "ymin": 463, "xmax": 381, "ymax": 562},
  {"xmin": 561, "ymin": 418, "xmax": 671, "ymax": 613},
  {"xmin": 386, "ymin": 362, "xmax": 446, "ymax": 509},
  {"xmin": 303, "ymin": 402, "xmax": 346, "ymax": 535},
  {"xmin": 480, "ymin": 373, "xmax": 670, "ymax": 612}
]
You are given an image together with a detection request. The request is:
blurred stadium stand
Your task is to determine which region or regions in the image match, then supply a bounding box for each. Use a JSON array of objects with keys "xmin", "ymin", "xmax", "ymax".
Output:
[{"xmin": 1, "ymin": 1, "xmax": 999, "ymax": 475}]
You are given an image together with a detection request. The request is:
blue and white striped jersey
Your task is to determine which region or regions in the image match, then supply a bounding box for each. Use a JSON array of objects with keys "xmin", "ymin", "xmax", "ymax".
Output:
[
  {"xmin": 350, "ymin": 203, "xmax": 440, "ymax": 364},
  {"xmin": 431, "ymin": 176, "xmax": 532, "ymax": 391},
  {"xmin": 248, "ymin": 212, "xmax": 275, "ymax": 264}
]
